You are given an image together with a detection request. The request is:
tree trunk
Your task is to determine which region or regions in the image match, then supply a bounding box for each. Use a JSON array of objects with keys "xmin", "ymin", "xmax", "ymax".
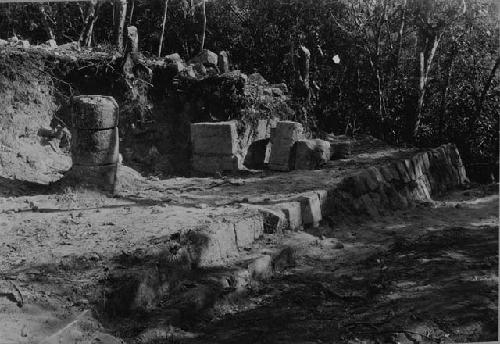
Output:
[
  {"xmin": 409, "ymin": 0, "xmax": 466, "ymax": 141},
  {"xmin": 394, "ymin": 0, "xmax": 406, "ymax": 67},
  {"xmin": 437, "ymin": 53, "xmax": 456, "ymax": 141},
  {"xmin": 114, "ymin": 0, "xmax": 128, "ymax": 52},
  {"xmin": 79, "ymin": 1, "xmax": 99, "ymax": 48},
  {"xmin": 200, "ymin": 0, "xmax": 206, "ymax": 52},
  {"xmin": 297, "ymin": 45, "xmax": 311, "ymax": 100},
  {"xmin": 39, "ymin": 5, "xmax": 55, "ymax": 41},
  {"xmin": 410, "ymin": 30, "xmax": 441, "ymax": 141},
  {"xmin": 470, "ymin": 55, "xmax": 500, "ymax": 131},
  {"xmin": 128, "ymin": 0, "xmax": 135, "ymax": 25},
  {"xmin": 158, "ymin": 0, "xmax": 169, "ymax": 57}
]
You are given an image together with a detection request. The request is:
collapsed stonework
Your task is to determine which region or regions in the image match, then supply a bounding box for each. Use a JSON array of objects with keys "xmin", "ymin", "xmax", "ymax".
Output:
[
  {"xmin": 190, "ymin": 119, "xmax": 340, "ymax": 174},
  {"xmin": 121, "ymin": 48, "xmax": 293, "ymax": 176}
]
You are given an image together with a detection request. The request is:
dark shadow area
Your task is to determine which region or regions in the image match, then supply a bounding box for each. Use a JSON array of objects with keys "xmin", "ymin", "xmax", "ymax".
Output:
[
  {"xmin": 173, "ymin": 186, "xmax": 499, "ymax": 344},
  {"xmin": 183, "ymin": 225, "xmax": 497, "ymax": 344},
  {"xmin": 0, "ymin": 226, "xmax": 245, "ymax": 342},
  {"xmin": 0, "ymin": 176, "xmax": 52, "ymax": 197}
]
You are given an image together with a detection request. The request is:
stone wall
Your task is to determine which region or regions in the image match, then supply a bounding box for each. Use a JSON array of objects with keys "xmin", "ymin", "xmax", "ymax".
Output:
[
  {"xmin": 255, "ymin": 144, "xmax": 469, "ymax": 232},
  {"xmin": 327, "ymin": 144, "xmax": 468, "ymax": 219},
  {"xmin": 178, "ymin": 143, "xmax": 469, "ymax": 267}
]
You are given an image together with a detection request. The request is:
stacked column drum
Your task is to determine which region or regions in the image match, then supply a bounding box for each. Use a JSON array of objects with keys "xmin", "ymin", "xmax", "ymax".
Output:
[{"xmin": 70, "ymin": 95, "xmax": 119, "ymax": 190}]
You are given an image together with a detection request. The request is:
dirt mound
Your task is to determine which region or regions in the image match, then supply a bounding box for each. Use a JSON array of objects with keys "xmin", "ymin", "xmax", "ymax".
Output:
[{"xmin": 0, "ymin": 49, "xmax": 71, "ymax": 184}]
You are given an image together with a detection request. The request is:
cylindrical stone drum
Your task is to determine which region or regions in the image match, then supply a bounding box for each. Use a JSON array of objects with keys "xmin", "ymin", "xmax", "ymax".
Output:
[
  {"xmin": 72, "ymin": 95, "xmax": 119, "ymax": 129},
  {"xmin": 70, "ymin": 95, "xmax": 119, "ymax": 190}
]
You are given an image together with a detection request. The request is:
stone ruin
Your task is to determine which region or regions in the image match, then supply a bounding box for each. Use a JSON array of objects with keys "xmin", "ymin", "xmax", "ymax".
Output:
[
  {"xmin": 67, "ymin": 95, "xmax": 120, "ymax": 190},
  {"xmin": 190, "ymin": 119, "xmax": 348, "ymax": 174},
  {"xmin": 61, "ymin": 47, "xmax": 354, "ymax": 181}
]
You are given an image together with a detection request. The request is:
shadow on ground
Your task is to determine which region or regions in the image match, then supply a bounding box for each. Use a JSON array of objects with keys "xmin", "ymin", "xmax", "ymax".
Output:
[{"xmin": 185, "ymin": 195, "xmax": 498, "ymax": 344}]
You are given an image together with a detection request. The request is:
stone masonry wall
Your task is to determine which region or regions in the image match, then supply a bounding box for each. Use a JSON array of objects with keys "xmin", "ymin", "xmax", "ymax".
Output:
[
  {"xmin": 184, "ymin": 143, "xmax": 469, "ymax": 266},
  {"xmin": 253, "ymin": 143, "xmax": 469, "ymax": 233},
  {"xmin": 326, "ymin": 143, "xmax": 468, "ymax": 219}
]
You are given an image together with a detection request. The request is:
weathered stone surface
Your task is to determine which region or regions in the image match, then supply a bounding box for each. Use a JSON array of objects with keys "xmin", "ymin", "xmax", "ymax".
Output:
[
  {"xmin": 189, "ymin": 49, "xmax": 218, "ymax": 66},
  {"xmin": 71, "ymin": 127, "xmax": 119, "ymax": 165},
  {"xmin": 235, "ymin": 118, "xmax": 270, "ymax": 164},
  {"xmin": 326, "ymin": 135, "xmax": 353, "ymax": 159},
  {"xmin": 404, "ymin": 159, "xmax": 416, "ymax": 180},
  {"xmin": 395, "ymin": 161, "xmax": 411, "ymax": 183},
  {"xmin": 268, "ymin": 121, "xmax": 303, "ymax": 171},
  {"xmin": 297, "ymin": 192, "xmax": 322, "ymax": 227},
  {"xmin": 191, "ymin": 121, "xmax": 238, "ymax": 155},
  {"xmin": 218, "ymin": 51, "xmax": 229, "ymax": 73},
  {"xmin": 72, "ymin": 96, "xmax": 119, "ymax": 129},
  {"xmin": 184, "ymin": 221, "xmax": 238, "ymax": 267},
  {"xmin": 192, "ymin": 154, "xmax": 241, "ymax": 173},
  {"xmin": 233, "ymin": 214, "xmax": 264, "ymax": 249},
  {"xmin": 190, "ymin": 121, "xmax": 242, "ymax": 172},
  {"xmin": 294, "ymin": 139, "xmax": 330, "ymax": 170},
  {"xmin": 316, "ymin": 189, "xmax": 328, "ymax": 212},
  {"xmin": 411, "ymin": 154, "xmax": 425, "ymax": 179},
  {"xmin": 278, "ymin": 202, "xmax": 302, "ymax": 230}
]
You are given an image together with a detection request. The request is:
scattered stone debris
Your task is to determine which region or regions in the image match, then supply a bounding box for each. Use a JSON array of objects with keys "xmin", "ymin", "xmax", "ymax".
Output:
[{"xmin": 294, "ymin": 139, "xmax": 331, "ymax": 170}]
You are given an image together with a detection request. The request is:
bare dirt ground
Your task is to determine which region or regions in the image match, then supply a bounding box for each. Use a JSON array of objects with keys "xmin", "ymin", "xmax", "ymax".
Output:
[
  {"xmin": 185, "ymin": 185, "xmax": 499, "ymax": 344},
  {"xmin": 0, "ymin": 141, "xmax": 497, "ymax": 343}
]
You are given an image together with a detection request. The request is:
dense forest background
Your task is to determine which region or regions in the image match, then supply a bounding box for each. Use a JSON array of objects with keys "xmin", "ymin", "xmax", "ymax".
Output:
[{"xmin": 0, "ymin": 0, "xmax": 498, "ymax": 175}]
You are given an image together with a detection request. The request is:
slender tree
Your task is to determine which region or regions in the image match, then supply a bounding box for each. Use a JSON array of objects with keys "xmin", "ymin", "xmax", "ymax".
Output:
[
  {"xmin": 114, "ymin": 0, "xmax": 128, "ymax": 52},
  {"xmin": 200, "ymin": 0, "xmax": 206, "ymax": 52},
  {"xmin": 158, "ymin": 0, "xmax": 169, "ymax": 57},
  {"xmin": 409, "ymin": 0, "xmax": 466, "ymax": 141},
  {"xmin": 79, "ymin": 0, "xmax": 99, "ymax": 48},
  {"xmin": 39, "ymin": 5, "xmax": 55, "ymax": 41}
]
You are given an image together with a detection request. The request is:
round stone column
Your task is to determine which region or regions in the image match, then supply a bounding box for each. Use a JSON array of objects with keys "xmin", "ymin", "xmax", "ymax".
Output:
[{"xmin": 69, "ymin": 95, "xmax": 119, "ymax": 190}]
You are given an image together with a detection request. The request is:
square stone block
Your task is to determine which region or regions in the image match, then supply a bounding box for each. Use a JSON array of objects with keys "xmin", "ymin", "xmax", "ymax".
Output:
[
  {"xmin": 191, "ymin": 121, "xmax": 238, "ymax": 155},
  {"xmin": 269, "ymin": 121, "xmax": 303, "ymax": 171}
]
